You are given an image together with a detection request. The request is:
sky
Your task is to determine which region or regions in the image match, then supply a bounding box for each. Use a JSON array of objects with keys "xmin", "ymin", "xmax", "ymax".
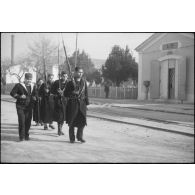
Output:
[{"xmin": 1, "ymin": 33, "xmax": 153, "ymax": 62}]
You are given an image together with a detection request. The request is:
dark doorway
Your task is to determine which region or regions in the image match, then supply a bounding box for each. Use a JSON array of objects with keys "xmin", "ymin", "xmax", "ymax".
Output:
[{"xmin": 168, "ymin": 68, "xmax": 175, "ymax": 99}]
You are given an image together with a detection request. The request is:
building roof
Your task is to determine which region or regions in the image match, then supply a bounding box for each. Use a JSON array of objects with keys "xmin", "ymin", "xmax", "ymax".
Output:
[{"xmin": 135, "ymin": 33, "xmax": 194, "ymax": 52}]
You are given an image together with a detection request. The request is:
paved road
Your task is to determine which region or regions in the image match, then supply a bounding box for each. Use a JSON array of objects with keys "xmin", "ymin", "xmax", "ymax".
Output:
[{"xmin": 1, "ymin": 101, "xmax": 194, "ymax": 163}]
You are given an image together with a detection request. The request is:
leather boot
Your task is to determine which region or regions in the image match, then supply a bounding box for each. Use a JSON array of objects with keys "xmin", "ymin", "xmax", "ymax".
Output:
[{"xmin": 58, "ymin": 124, "xmax": 64, "ymax": 136}]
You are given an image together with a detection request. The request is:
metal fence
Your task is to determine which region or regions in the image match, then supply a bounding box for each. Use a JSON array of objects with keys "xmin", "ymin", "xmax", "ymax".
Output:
[{"xmin": 88, "ymin": 86, "xmax": 138, "ymax": 99}]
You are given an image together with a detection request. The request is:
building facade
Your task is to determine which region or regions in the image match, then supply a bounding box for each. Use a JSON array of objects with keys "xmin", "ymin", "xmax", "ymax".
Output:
[{"xmin": 135, "ymin": 33, "xmax": 194, "ymax": 102}]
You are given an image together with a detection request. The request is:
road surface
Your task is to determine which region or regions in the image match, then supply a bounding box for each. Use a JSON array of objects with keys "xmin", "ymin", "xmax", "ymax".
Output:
[{"xmin": 1, "ymin": 101, "xmax": 194, "ymax": 163}]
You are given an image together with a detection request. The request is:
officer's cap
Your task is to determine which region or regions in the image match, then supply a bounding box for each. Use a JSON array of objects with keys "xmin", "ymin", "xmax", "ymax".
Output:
[
  {"xmin": 61, "ymin": 71, "xmax": 67, "ymax": 76},
  {"xmin": 48, "ymin": 73, "xmax": 54, "ymax": 77},
  {"xmin": 25, "ymin": 73, "xmax": 32, "ymax": 79}
]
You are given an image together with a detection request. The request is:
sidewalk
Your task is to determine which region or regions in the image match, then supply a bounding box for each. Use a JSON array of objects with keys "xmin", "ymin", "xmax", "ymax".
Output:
[{"xmin": 90, "ymin": 97, "xmax": 194, "ymax": 115}]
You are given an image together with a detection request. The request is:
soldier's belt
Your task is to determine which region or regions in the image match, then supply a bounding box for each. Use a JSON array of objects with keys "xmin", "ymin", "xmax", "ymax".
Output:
[{"xmin": 68, "ymin": 96, "xmax": 85, "ymax": 100}]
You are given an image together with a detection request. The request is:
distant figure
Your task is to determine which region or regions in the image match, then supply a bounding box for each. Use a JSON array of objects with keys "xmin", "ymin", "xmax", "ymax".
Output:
[
  {"xmin": 10, "ymin": 73, "xmax": 36, "ymax": 141},
  {"xmin": 104, "ymin": 83, "xmax": 110, "ymax": 98}
]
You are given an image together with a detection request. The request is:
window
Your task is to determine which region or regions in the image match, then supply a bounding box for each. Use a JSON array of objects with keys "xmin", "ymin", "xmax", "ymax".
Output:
[{"xmin": 162, "ymin": 42, "xmax": 179, "ymax": 50}]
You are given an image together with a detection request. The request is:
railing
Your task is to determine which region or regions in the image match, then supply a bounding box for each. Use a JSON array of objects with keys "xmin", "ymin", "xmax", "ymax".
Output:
[{"xmin": 88, "ymin": 86, "xmax": 138, "ymax": 99}]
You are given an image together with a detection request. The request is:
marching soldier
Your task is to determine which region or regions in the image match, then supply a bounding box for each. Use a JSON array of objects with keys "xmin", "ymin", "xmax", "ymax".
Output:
[
  {"xmin": 65, "ymin": 67, "xmax": 89, "ymax": 143},
  {"xmin": 33, "ymin": 78, "xmax": 44, "ymax": 126},
  {"xmin": 10, "ymin": 73, "xmax": 36, "ymax": 141},
  {"xmin": 39, "ymin": 73, "xmax": 55, "ymax": 130},
  {"xmin": 51, "ymin": 71, "xmax": 68, "ymax": 136}
]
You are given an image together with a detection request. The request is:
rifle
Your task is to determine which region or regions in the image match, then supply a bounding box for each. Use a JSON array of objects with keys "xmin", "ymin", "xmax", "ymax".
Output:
[
  {"xmin": 35, "ymin": 84, "xmax": 40, "ymax": 122},
  {"xmin": 57, "ymin": 43, "xmax": 63, "ymax": 101},
  {"xmin": 58, "ymin": 43, "xmax": 61, "ymax": 90},
  {"xmin": 74, "ymin": 33, "xmax": 78, "ymax": 69},
  {"xmin": 42, "ymin": 44, "xmax": 48, "ymax": 89},
  {"xmin": 61, "ymin": 34, "xmax": 74, "ymax": 82}
]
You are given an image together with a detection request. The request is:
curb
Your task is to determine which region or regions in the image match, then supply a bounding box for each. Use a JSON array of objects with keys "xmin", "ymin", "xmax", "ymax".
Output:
[{"xmin": 111, "ymin": 105, "xmax": 194, "ymax": 116}]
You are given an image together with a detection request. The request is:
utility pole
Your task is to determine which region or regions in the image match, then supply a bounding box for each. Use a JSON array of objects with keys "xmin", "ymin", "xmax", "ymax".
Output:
[
  {"xmin": 11, "ymin": 34, "xmax": 15, "ymax": 66},
  {"xmin": 74, "ymin": 33, "xmax": 78, "ymax": 68}
]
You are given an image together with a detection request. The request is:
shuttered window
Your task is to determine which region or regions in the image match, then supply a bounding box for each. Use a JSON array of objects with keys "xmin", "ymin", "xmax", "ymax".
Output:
[{"xmin": 150, "ymin": 60, "xmax": 160, "ymax": 99}]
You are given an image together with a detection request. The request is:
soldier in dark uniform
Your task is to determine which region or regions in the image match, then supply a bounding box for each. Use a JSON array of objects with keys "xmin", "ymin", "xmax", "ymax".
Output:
[
  {"xmin": 39, "ymin": 73, "xmax": 55, "ymax": 130},
  {"xmin": 65, "ymin": 67, "xmax": 89, "ymax": 143},
  {"xmin": 33, "ymin": 78, "xmax": 44, "ymax": 126},
  {"xmin": 10, "ymin": 73, "xmax": 36, "ymax": 141},
  {"xmin": 51, "ymin": 71, "xmax": 68, "ymax": 136}
]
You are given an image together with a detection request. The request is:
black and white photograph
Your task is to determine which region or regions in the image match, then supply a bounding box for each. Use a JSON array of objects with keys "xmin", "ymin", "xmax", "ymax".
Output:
[
  {"xmin": 1, "ymin": 1, "xmax": 195, "ymax": 195},
  {"xmin": 1, "ymin": 32, "xmax": 194, "ymax": 163}
]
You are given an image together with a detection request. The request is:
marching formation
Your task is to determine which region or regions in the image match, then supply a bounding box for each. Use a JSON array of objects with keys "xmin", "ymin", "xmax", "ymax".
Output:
[{"xmin": 10, "ymin": 66, "xmax": 89, "ymax": 143}]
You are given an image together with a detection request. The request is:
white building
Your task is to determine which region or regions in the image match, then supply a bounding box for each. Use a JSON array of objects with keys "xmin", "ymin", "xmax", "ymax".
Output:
[{"xmin": 135, "ymin": 33, "xmax": 194, "ymax": 103}]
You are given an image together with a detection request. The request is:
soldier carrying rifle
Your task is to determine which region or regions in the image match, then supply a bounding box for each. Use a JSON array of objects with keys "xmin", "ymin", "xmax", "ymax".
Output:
[
  {"xmin": 65, "ymin": 66, "xmax": 89, "ymax": 143},
  {"xmin": 39, "ymin": 73, "xmax": 55, "ymax": 130},
  {"xmin": 61, "ymin": 34, "xmax": 89, "ymax": 143},
  {"xmin": 51, "ymin": 71, "xmax": 69, "ymax": 136},
  {"xmin": 33, "ymin": 78, "xmax": 44, "ymax": 126}
]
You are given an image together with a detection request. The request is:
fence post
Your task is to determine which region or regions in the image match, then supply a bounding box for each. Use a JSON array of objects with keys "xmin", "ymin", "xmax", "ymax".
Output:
[
  {"xmin": 124, "ymin": 87, "xmax": 125, "ymax": 99},
  {"xmin": 116, "ymin": 86, "xmax": 117, "ymax": 99}
]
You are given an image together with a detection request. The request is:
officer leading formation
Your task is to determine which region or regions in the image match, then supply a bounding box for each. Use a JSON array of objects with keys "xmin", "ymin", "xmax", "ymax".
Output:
[
  {"xmin": 10, "ymin": 68, "xmax": 89, "ymax": 144},
  {"xmin": 65, "ymin": 67, "xmax": 89, "ymax": 143}
]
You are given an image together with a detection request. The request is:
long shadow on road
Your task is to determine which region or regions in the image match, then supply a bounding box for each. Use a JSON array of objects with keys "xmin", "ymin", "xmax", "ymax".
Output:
[{"xmin": 1, "ymin": 124, "xmax": 75, "ymax": 144}]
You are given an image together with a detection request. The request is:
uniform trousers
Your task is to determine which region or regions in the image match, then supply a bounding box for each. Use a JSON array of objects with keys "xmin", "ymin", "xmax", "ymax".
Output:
[
  {"xmin": 16, "ymin": 107, "xmax": 32, "ymax": 139},
  {"xmin": 69, "ymin": 125, "xmax": 84, "ymax": 141}
]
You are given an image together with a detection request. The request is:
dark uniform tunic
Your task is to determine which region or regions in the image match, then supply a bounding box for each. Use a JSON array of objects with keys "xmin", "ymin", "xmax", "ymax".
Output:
[
  {"xmin": 39, "ymin": 81, "xmax": 54, "ymax": 123},
  {"xmin": 10, "ymin": 82, "xmax": 35, "ymax": 140},
  {"xmin": 51, "ymin": 79, "xmax": 68, "ymax": 124},
  {"xmin": 65, "ymin": 78, "xmax": 89, "ymax": 141},
  {"xmin": 33, "ymin": 83, "xmax": 43, "ymax": 124}
]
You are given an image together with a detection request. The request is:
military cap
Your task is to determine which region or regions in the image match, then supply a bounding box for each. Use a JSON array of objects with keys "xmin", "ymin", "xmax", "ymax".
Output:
[
  {"xmin": 48, "ymin": 73, "xmax": 54, "ymax": 77},
  {"xmin": 25, "ymin": 73, "xmax": 32, "ymax": 79},
  {"xmin": 61, "ymin": 71, "xmax": 67, "ymax": 76},
  {"xmin": 75, "ymin": 66, "xmax": 83, "ymax": 72}
]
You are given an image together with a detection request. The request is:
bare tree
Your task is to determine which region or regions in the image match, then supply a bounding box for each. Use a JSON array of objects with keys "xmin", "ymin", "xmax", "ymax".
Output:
[
  {"xmin": 28, "ymin": 36, "xmax": 58, "ymax": 80},
  {"xmin": 1, "ymin": 55, "xmax": 33, "ymax": 84},
  {"xmin": 7, "ymin": 56, "xmax": 32, "ymax": 83}
]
